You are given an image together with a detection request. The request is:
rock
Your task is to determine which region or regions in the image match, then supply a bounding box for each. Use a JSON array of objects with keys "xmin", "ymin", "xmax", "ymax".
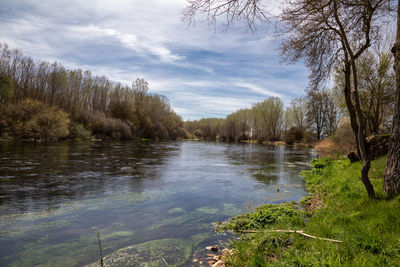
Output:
[
  {"xmin": 347, "ymin": 152, "xmax": 360, "ymax": 163},
  {"xmin": 211, "ymin": 245, "xmax": 219, "ymax": 252},
  {"xmin": 213, "ymin": 255, "xmax": 221, "ymax": 261},
  {"xmin": 211, "ymin": 260, "xmax": 226, "ymax": 267}
]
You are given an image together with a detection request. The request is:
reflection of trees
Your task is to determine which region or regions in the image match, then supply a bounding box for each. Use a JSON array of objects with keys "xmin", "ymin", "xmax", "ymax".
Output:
[
  {"xmin": 0, "ymin": 142, "xmax": 176, "ymax": 214},
  {"xmin": 223, "ymin": 144, "xmax": 314, "ymax": 185}
]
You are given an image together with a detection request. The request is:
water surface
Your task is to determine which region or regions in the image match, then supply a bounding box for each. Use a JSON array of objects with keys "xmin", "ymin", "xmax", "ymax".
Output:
[{"xmin": 0, "ymin": 141, "xmax": 315, "ymax": 266}]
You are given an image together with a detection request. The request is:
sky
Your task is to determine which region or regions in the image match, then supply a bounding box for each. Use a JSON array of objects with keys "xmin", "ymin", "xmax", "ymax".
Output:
[{"xmin": 0, "ymin": 0, "xmax": 309, "ymax": 120}]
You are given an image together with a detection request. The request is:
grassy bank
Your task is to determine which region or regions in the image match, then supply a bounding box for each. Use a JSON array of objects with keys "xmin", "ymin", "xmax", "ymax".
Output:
[{"xmin": 216, "ymin": 157, "xmax": 400, "ymax": 266}]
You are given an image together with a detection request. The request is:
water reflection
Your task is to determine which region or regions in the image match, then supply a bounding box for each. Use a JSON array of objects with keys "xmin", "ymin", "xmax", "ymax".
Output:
[
  {"xmin": 0, "ymin": 141, "xmax": 177, "ymax": 214},
  {"xmin": 0, "ymin": 141, "xmax": 314, "ymax": 266}
]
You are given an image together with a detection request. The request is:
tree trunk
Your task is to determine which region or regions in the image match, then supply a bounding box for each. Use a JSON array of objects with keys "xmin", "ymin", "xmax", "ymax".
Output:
[
  {"xmin": 343, "ymin": 61, "xmax": 360, "ymax": 158},
  {"xmin": 384, "ymin": 0, "xmax": 400, "ymax": 197}
]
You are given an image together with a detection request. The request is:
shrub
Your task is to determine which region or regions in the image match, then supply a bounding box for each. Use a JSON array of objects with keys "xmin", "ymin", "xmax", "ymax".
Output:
[
  {"xmin": 68, "ymin": 122, "xmax": 92, "ymax": 140},
  {"xmin": 284, "ymin": 126, "xmax": 305, "ymax": 145},
  {"xmin": 0, "ymin": 99, "xmax": 70, "ymax": 140},
  {"xmin": 85, "ymin": 111, "xmax": 132, "ymax": 139},
  {"xmin": 330, "ymin": 117, "xmax": 356, "ymax": 154}
]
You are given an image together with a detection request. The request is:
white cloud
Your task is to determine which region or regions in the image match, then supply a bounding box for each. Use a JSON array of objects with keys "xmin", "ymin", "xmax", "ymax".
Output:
[
  {"xmin": 0, "ymin": 0, "xmax": 309, "ymax": 120},
  {"xmin": 234, "ymin": 81, "xmax": 284, "ymax": 98},
  {"xmin": 69, "ymin": 24, "xmax": 184, "ymax": 63}
]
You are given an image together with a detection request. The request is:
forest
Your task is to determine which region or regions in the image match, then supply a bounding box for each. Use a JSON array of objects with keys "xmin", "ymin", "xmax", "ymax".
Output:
[{"xmin": 0, "ymin": 43, "xmax": 187, "ymax": 141}]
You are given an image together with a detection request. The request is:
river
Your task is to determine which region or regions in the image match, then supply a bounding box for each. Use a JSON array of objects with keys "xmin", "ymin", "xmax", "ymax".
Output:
[{"xmin": 0, "ymin": 141, "xmax": 315, "ymax": 266}]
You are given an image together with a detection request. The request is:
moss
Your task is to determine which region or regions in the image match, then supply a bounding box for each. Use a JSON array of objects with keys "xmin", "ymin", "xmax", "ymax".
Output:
[
  {"xmin": 85, "ymin": 238, "xmax": 192, "ymax": 267},
  {"xmin": 221, "ymin": 203, "xmax": 242, "ymax": 217},
  {"xmin": 196, "ymin": 206, "xmax": 219, "ymax": 215},
  {"xmin": 167, "ymin": 207, "xmax": 185, "ymax": 214},
  {"xmin": 214, "ymin": 201, "xmax": 307, "ymax": 234}
]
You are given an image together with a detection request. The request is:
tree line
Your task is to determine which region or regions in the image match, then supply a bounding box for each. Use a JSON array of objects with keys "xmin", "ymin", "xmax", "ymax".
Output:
[
  {"xmin": 185, "ymin": 50, "xmax": 394, "ymax": 145},
  {"xmin": 0, "ymin": 43, "xmax": 187, "ymax": 141}
]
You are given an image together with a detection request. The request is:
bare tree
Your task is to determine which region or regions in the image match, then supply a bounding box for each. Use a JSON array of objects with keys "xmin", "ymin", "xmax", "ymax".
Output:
[
  {"xmin": 183, "ymin": 0, "xmax": 394, "ymax": 198},
  {"xmin": 184, "ymin": 0, "xmax": 271, "ymax": 31}
]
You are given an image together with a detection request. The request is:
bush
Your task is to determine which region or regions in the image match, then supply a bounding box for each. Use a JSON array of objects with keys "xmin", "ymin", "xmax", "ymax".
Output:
[
  {"xmin": 284, "ymin": 126, "xmax": 305, "ymax": 145},
  {"xmin": 85, "ymin": 111, "xmax": 131, "ymax": 139},
  {"xmin": 330, "ymin": 117, "xmax": 356, "ymax": 154},
  {"xmin": 0, "ymin": 99, "xmax": 70, "ymax": 140},
  {"xmin": 68, "ymin": 122, "xmax": 92, "ymax": 140}
]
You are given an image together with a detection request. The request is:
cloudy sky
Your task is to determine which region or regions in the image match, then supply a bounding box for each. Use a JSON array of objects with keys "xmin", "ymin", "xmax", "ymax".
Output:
[{"xmin": 0, "ymin": 0, "xmax": 309, "ymax": 120}]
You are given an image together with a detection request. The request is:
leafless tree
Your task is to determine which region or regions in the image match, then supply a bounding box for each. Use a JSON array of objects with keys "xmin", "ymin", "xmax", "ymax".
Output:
[
  {"xmin": 183, "ymin": 0, "xmax": 394, "ymax": 198},
  {"xmin": 184, "ymin": 0, "xmax": 271, "ymax": 31}
]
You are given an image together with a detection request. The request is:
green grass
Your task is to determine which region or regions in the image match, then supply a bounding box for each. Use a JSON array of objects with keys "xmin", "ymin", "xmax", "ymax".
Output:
[{"xmin": 219, "ymin": 157, "xmax": 400, "ymax": 266}]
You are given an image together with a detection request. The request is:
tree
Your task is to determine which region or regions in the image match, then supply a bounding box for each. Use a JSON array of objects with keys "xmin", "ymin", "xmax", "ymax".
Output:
[
  {"xmin": 184, "ymin": 0, "xmax": 393, "ymax": 198},
  {"xmin": 332, "ymin": 50, "xmax": 395, "ymax": 135},
  {"xmin": 356, "ymin": 52, "xmax": 394, "ymax": 134},
  {"xmin": 253, "ymin": 97, "xmax": 284, "ymax": 141},
  {"xmin": 384, "ymin": 0, "xmax": 400, "ymax": 197},
  {"xmin": 285, "ymin": 96, "xmax": 307, "ymax": 133},
  {"xmin": 306, "ymin": 88, "xmax": 338, "ymax": 140},
  {"xmin": 0, "ymin": 72, "xmax": 14, "ymax": 103}
]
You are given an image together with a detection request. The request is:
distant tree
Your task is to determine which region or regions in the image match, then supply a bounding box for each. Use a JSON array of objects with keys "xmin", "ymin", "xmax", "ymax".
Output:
[
  {"xmin": 253, "ymin": 97, "xmax": 284, "ymax": 141},
  {"xmin": 0, "ymin": 42, "xmax": 186, "ymax": 141},
  {"xmin": 285, "ymin": 96, "xmax": 307, "ymax": 130},
  {"xmin": 306, "ymin": 88, "xmax": 338, "ymax": 140},
  {"xmin": 0, "ymin": 72, "xmax": 14, "ymax": 103}
]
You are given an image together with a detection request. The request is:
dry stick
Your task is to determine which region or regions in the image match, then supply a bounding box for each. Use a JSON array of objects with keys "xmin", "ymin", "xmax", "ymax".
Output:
[{"xmin": 243, "ymin": 229, "xmax": 343, "ymax": 243}]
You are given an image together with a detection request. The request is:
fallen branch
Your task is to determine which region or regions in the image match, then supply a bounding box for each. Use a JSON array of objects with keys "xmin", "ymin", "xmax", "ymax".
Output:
[{"xmin": 243, "ymin": 229, "xmax": 342, "ymax": 243}]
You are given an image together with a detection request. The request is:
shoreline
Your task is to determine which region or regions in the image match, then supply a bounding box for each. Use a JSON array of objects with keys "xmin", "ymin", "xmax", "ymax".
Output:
[{"xmin": 212, "ymin": 156, "xmax": 400, "ymax": 266}]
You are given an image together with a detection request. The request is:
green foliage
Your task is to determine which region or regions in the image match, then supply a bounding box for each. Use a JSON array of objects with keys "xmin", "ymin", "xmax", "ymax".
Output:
[
  {"xmin": 221, "ymin": 156, "xmax": 400, "ymax": 266},
  {"xmin": 214, "ymin": 202, "xmax": 307, "ymax": 234},
  {"xmin": 0, "ymin": 99, "xmax": 70, "ymax": 140},
  {"xmin": 311, "ymin": 157, "xmax": 332, "ymax": 169}
]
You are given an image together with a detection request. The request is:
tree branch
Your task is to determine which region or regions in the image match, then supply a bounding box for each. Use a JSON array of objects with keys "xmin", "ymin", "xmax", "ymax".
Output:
[{"xmin": 243, "ymin": 229, "xmax": 343, "ymax": 243}]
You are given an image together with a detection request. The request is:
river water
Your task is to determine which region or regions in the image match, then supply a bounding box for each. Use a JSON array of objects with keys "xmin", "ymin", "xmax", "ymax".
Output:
[{"xmin": 0, "ymin": 141, "xmax": 315, "ymax": 266}]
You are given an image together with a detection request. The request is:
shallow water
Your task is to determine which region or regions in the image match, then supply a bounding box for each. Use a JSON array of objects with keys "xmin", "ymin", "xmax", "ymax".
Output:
[{"xmin": 0, "ymin": 141, "xmax": 315, "ymax": 266}]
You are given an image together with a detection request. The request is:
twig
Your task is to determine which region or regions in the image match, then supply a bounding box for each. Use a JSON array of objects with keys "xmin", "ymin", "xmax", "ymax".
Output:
[
  {"xmin": 93, "ymin": 227, "xmax": 104, "ymax": 267},
  {"xmin": 161, "ymin": 257, "xmax": 169, "ymax": 266},
  {"xmin": 243, "ymin": 229, "xmax": 342, "ymax": 243}
]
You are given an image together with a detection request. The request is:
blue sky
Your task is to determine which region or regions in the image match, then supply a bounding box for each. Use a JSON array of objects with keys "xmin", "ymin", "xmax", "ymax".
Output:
[{"xmin": 0, "ymin": 0, "xmax": 309, "ymax": 120}]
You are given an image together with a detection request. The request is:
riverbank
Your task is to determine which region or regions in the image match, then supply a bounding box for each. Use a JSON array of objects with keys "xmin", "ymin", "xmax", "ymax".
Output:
[{"xmin": 215, "ymin": 156, "xmax": 400, "ymax": 266}]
